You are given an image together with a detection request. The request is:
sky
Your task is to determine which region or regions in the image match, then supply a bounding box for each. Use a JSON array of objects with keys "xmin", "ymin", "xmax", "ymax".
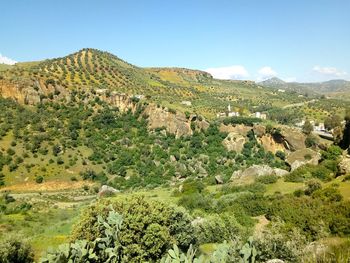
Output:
[{"xmin": 0, "ymin": 0, "xmax": 349, "ymax": 82}]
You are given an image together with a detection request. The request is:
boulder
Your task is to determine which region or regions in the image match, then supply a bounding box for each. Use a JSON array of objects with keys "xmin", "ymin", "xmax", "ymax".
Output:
[
  {"xmin": 219, "ymin": 124, "xmax": 251, "ymax": 136},
  {"xmin": 169, "ymin": 155, "xmax": 177, "ymax": 162},
  {"xmin": 259, "ymin": 135, "xmax": 285, "ymax": 154},
  {"xmin": 196, "ymin": 119, "xmax": 210, "ymax": 131},
  {"xmin": 338, "ymin": 155, "xmax": 350, "ymax": 175},
  {"xmin": 253, "ymin": 124, "xmax": 266, "ymax": 138},
  {"xmin": 286, "ymin": 148, "xmax": 321, "ymax": 171},
  {"xmin": 231, "ymin": 165, "xmax": 288, "ymax": 180},
  {"xmin": 222, "ymin": 132, "xmax": 246, "ymax": 152},
  {"xmin": 231, "ymin": 165, "xmax": 271, "ymax": 180},
  {"xmin": 144, "ymin": 105, "xmax": 192, "ymax": 138},
  {"xmin": 281, "ymin": 127, "xmax": 306, "ymax": 151},
  {"xmin": 98, "ymin": 185, "xmax": 119, "ymax": 197},
  {"xmin": 215, "ymin": 175, "xmax": 224, "ymax": 184},
  {"xmin": 274, "ymin": 168, "xmax": 289, "ymax": 177},
  {"xmin": 196, "ymin": 164, "xmax": 208, "ymax": 178}
]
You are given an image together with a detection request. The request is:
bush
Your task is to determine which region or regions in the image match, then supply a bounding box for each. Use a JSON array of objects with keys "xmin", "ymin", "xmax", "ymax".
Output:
[
  {"xmin": 321, "ymin": 145, "xmax": 343, "ymax": 161},
  {"xmin": 275, "ymin": 150, "xmax": 286, "ymax": 160},
  {"xmin": 35, "ymin": 176, "xmax": 44, "ymax": 184},
  {"xmin": 71, "ymin": 196, "xmax": 195, "ymax": 262},
  {"xmin": 194, "ymin": 213, "xmax": 244, "ymax": 244},
  {"xmin": 304, "ymin": 180, "xmax": 322, "ymax": 195},
  {"xmin": 305, "ymin": 135, "xmax": 318, "ymax": 148},
  {"xmin": 223, "ymin": 117, "xmax": 262, "ymax": 126},
  {"xmin": 255, "ymin": 174, "xmax": 278, "ymax": 184},
  {"xmin": 178, "ymin": 193, "xmax": 213, "ymax": 212},
  {"xmin": 254, "ymin": 221, "xmax": 306, "ymax": 262},
  {"xmin": 0, "ymin": 237, "xmax": 34, "ymax": 263},
  {"xmin": 285, "ymin": 165, "xmax": 333, "ymax": 183}
]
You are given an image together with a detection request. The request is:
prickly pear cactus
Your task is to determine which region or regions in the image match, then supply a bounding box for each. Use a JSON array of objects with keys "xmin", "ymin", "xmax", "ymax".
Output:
[{"xmin": 239, "ymin": 237, "xmax": 258, "ymax": 263}]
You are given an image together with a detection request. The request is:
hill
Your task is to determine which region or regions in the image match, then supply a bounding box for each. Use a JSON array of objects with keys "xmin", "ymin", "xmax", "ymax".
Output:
[
  {"xmin": 0, "ymin": 48, "xmax": 324, "ymax": 119},
  {"xmin": 260, "ymin": 77, "xmax": 350, "ymax": 99}
]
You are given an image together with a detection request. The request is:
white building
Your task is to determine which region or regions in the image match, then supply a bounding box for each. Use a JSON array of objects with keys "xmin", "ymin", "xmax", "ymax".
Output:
[
  {"xmin": 228, "ymin": 111, "xmax": 240, "ymax": 117},
  {"xmin": 252, "ymin": 112, "xmax": 267, "ymax": 120},
  {"xmin": 181, "ymin": 101, "xmax": 192, "ymax": 106}
]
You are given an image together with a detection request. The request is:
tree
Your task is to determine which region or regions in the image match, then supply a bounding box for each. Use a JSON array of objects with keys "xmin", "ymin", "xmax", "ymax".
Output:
[
  {"xmin": 302, "ymin": 120, "xmax": 313, "ymax": 135},
  {"xmin": 340, "ymin": 108, "xmax": 350, "ymax": 150},
  {"xmin": 324, "ymin": 115, "xmax": 341, "ymax": 131}
]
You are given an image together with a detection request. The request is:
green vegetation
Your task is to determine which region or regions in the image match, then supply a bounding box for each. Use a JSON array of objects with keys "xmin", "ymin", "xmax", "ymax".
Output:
[{"xmin": 0, "ymin": 49, "xmax": 350, "ymax": 262}]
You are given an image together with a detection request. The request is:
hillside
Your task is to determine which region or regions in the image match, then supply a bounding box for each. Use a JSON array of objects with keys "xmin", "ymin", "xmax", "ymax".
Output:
[
  {"xmin": 0, "ymin": 48, "xmax": 326, "ymax": 119},
  {"xmin": 0, "ymin": 50, "xmax": 350, "ymax": 262},
  {"xmin": 260, "ymin": 77, "xmax": 350, "ymax": 99}
]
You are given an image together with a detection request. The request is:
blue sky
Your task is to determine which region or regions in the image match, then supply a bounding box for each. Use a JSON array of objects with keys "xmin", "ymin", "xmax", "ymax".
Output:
[{"xmin": 0, "ymin": 0, "xmax": 349, "ymax": 82}]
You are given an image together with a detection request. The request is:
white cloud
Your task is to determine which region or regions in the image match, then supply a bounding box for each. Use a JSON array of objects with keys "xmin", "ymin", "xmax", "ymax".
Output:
[
  {"xmin": 257, "ymin": 66, "xmax": 277, "ymax": 81},
  {"xmin": 205, "ymin": 65, "xmax": 249, "ymax": 80},
  {"xmin": 0, "ymin": 53, "xmax": 17, "ymax": 65},
  {"xmin": 312, "ymin": 65, "xmax": 347, "ymax": 77}
]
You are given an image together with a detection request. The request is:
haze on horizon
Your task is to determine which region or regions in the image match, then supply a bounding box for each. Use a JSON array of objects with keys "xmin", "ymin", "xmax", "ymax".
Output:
[{"xmin": 0, "ymin": 0, "xmax": 349, "ymax": 83}]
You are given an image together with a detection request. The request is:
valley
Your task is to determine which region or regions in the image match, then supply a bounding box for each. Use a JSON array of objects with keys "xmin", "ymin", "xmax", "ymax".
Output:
[{"xmin": 0, "ymin": 49, "xmax": 350, "ymax": 263}]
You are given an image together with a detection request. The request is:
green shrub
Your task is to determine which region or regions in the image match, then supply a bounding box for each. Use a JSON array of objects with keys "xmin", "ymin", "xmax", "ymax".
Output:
[
  {"xmin": 254, "ymin": 221, "xmax": 306, "ymax": 262},
  {"xmin": 321, "ymin": 145, "xmax": 343, "ymax": 161},
  {"xmin": 35, "ymin": 176, "xmax": 44, "ymax": 184},
  {"xmin": 71, "ymin": 196, "xmax": 195, "ymax": 262},
  {"xmin": 178, "ymin": 193, "xmax": 213, "ymax": 212},
  {"xmin": 0, "ymin": 237, "xmax": 34, "ymax": 263},
  {"xmin": 304, "ymin": 180, "xmax": 322, "ymax": 195},
  {"xmin": 194, "ymin": 213, "xmax": 244, "ymax": 244},
  {"xmin": 255, "ymin": 174, "xmax": 278, "ymax": 184}
]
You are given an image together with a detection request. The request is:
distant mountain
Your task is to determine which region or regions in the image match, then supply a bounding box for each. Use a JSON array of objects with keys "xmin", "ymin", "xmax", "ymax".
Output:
[
  {"xmin": 259, "ymin": 77, "xmax": 286, "ymax": 86},
  {"xmin": 259, "ymin": 78, "xmax": 350, "ymax": 98},
  {"xmin": 259, "ymin": 78, "xmax": 317, "ymax": 95}
]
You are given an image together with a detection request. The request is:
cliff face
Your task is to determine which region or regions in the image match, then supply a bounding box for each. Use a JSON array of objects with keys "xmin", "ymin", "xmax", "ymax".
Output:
[
  {"xmin": 0, "ymin": 80, "xmax": 26, "ymax": 103},
  {"xmin": 0, "ymin": 81, "xmax": 208, "ymax": 138},
  {"xmin": 0, "ymin": 79, "xmax": 69, "ymax": 105},
  {"xmin": 96, "ymin": 90, "xmax": 137, "ymax": 113},
  {"xmin": 144, "ymin": 105, "xmax": 192, "ymax": 138}
]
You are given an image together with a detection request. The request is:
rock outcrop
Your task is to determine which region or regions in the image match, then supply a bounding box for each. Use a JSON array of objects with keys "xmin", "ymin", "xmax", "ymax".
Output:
[
  {"xmin": 0, "ymin": 78, "xmax": 69, "ymax": 105},
  {"xmin": 286, "ymin": 148, "xmax": 321, "ymax": 171},
  {"xmin": 259, "ymin": 135, "xmax": 285, "ymax": 154},
  {"xmin": 281, "ymin": 127, "xmax": 306, "ymax": 151},
  {"xmin": 222, "ymin": 132, "xmax": 246, "ymax": 152},
  {"xmin": 96, "ymin": 89, "xmax": 138, "ymax": 112},
  {"xmin": 253, "ymin": 124, "xmax": 266, "ymax": 138},
  {"xmin": 219, "ymin": 124, "xmax": 251, "ymax": 136},
  {"xmin": 231, "ymin": 165, "xmax": 288, "ymax": 180},
  {"xmin": 144, "ymin": 105, "xmax": 208, "ymax": 138},
  {"xmin": 338, "ymin": 155, "xmax": 350, "ymax": 175},
  {"xmin": 98, "ymin": 185, "xmax": 120, "ymax": 197},
  {"xmin": 144, "ymin": 105, "xmax": 192, "ymax": 138}
]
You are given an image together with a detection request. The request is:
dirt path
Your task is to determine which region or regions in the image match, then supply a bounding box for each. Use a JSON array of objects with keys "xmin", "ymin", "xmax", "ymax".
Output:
[
  {"xmin": 254, "ymin": 215, "xmax": 270, "ymax": 235},
  {"xmin": 0, "ymin": 180, "xmax": 95, "ymax": 193},
  {"xmin": 282, "ymin": 99, "xmax": 317, "ymax": 109}
]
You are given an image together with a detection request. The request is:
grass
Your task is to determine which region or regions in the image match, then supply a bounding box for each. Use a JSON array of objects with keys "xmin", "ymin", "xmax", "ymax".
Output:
[
  {"xmin": 0, "ymin": 207, "xmax": 82, "ymax": 261},
  {"xmin": 265, "ymin": 179, "xmax": 304, "ymax": 195}
]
